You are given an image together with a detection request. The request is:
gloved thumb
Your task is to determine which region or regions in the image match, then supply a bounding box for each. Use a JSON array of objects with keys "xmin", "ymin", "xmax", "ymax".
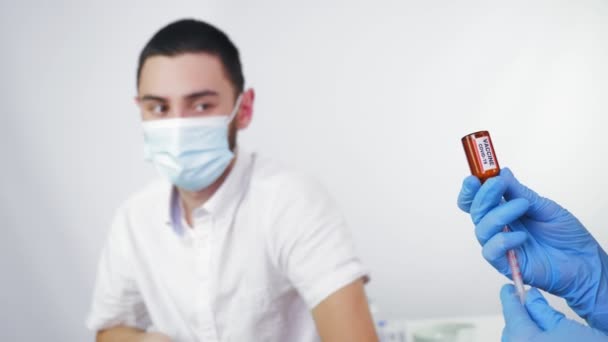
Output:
[
  {"xmin": 500, "ymin": 284, "xmax": 541, "ymax": 334},
  {"xmin": 524, "ymin": 287, "xmax": 566, "ymax": 331},
  {"xmin": 457, "ymin": 175, "xmax": 481, "ymax": 213}
]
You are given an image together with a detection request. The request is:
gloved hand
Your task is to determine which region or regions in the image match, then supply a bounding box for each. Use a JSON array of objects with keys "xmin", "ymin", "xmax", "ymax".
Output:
[
  {"xmin": 501, "ymin": 284, "xmax": 608, "ymax": 341},
  {"xmin": 457, "ymin": 168, "xmax": 608, "ymax": 332}
]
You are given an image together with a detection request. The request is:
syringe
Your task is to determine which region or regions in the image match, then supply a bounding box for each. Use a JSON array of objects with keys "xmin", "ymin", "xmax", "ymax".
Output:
[{"xmin": 462, "ymin": 131, "xmax": 526, "ymax": 304}]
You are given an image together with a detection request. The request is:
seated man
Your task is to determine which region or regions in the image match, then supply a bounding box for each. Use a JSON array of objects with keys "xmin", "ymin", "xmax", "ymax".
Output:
[{"xmin": 87, "ymin": 19, "xmax": 377, "ymax": 342}]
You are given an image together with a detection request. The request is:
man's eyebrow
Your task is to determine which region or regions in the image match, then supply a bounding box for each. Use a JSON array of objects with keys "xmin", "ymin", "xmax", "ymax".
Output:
[
  {"xmin": 139, "ymin": 95, "xmax": 167, "ymax": 102},
  {"xmin": 138, "ymin": 90, "xmax": 219, "ymax": 102},
  {"xmin": 184, "ymin": 90, "xmax": 219, "ymax": 100}
]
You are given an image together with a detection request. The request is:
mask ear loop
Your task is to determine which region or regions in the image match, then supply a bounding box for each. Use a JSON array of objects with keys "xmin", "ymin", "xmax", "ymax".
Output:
[{"xmin": 226, "ymin": 94, "xmax": 243, "ymax": 124}]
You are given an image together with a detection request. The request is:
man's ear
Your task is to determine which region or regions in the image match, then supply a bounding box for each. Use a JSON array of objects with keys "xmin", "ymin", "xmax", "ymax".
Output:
[{"xmin": 236, "ymin": 88, "xmax": 255, "ymax": 130}]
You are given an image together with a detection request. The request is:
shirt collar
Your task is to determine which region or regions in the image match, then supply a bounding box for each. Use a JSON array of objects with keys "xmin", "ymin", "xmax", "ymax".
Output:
[{"xmin": 166, "ymin": 147, "xmax": 254, "ymax": 234}]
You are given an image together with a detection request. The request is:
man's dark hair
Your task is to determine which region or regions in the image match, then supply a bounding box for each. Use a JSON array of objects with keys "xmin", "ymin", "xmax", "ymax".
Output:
[{"xmin": 136, "ymin": 19, "xmax": 244, "ymax": 96}]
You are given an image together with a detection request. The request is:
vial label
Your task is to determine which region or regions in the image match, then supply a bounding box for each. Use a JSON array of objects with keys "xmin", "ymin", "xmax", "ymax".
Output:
[{"xmin": 475, "ymin": 136, "xmax": 497, "ymax": 171}]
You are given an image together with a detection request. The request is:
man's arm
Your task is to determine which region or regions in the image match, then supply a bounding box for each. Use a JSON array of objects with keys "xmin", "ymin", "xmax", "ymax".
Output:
[
  {"xmin": 312, "ymin": 279, "xmax": 378, "ymax": 342},
  {"xmin": 88, "ymin": 208, "xmax": 162, "ymax": 340},
  {"xmin": 97, "ymin": 327, "xmax": 172, "ymax": 342}
]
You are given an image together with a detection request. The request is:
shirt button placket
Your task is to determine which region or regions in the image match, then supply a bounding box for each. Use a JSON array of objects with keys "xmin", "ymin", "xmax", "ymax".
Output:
[{"xmin": 193, "ymin": 214, "xmax": 219, "ymax": 341}]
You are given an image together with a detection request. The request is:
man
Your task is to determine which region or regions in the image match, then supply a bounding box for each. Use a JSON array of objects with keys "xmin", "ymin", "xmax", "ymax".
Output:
[
  {"xmin": 458, "ymin": 168, "xmax": 608, "ymax": 341},
  {"xmin": 87, "ymin": 19, "xmax": 377, "ymax": 342}
]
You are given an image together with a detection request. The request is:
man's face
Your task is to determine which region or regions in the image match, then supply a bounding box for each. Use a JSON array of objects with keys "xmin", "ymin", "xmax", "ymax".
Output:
[
  {"xmin": 137, "ymin": 53, "xmax": 239, "ymax": 121},
  {"xmin": 136, "ymin": 52, "xmax": 253, "ymax": 149}
]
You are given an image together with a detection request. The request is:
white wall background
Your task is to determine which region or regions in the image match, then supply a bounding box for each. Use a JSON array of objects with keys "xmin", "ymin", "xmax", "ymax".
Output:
[{"xmin": 1, "ymin": 0, "xmax": 607, "ymax": 340}]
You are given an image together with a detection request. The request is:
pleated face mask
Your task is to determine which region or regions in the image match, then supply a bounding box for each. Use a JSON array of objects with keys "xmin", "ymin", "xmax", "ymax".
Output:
[{"xmin": 142, "ymin": 95, "xmax": 242, "ymax": 191}]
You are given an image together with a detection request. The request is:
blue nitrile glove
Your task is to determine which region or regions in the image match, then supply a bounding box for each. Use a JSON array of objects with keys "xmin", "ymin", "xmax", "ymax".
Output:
[
  {"xmin": 457, "ymin": 168, "xmax": 608, "ymax": 332},
  {"xmin": 501, "ymin": 284, "xmax": 608, "ymax": 341}
]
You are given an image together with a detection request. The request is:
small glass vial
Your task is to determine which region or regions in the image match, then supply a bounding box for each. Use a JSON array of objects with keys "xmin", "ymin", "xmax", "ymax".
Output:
[{"xmin": 461, "ymin": 130, "xmax": 500, "ymax": 183}]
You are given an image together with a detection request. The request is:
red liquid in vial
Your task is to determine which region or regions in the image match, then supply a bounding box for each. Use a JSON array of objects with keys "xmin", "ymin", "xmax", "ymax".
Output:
[{"xmin": 461, "ymin": 130, "xmax": 500, "ymax": 183}]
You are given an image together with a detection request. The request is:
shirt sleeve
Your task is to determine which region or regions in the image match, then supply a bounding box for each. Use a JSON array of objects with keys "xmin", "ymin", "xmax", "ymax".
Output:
[
  {"xmin": 271, "ymin": 175, "xmax": 369, "ymax": 309},
  {"xmin": 85, "ymin": 207, "xmax": 152, "ymax": 332}
]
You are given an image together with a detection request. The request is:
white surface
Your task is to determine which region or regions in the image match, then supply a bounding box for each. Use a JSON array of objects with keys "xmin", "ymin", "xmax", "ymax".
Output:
[
  {"xmin": 404, "ymin": 315, "xmax": 503, "ymax": 342},
  {"xmin": 2, "ymin": 1, "xmax": 608, "ymax": 340},
  {"xmin": 377, "ymin": 315, "xmax": 503, "ymax": 341}
]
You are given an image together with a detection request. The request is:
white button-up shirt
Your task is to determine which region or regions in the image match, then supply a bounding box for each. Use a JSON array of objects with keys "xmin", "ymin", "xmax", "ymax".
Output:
[{"xmin": 86, "ymin": 149, "xmax": 368, "ymax": 342}]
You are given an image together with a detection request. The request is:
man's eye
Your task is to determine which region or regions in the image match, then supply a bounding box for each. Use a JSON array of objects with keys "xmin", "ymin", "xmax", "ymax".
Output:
[
  {"xmin": 194, "ymin": 103, "xmax": 210, "ymax": 112},
  {"xmin": 151, "ymin": 104, "xmax": 167, "ymax": 114}
]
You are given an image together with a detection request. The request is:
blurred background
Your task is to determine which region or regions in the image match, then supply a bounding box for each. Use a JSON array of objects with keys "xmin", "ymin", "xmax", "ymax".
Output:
[{"xmin": 1, "ymin": 0, "xmax": 607, "ymax": 340}]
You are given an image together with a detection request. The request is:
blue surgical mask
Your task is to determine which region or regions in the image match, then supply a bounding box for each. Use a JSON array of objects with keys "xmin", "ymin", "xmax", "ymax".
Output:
[{"xmin": 142, "ymin": 95, "xmax": 242, "ymax": 191}]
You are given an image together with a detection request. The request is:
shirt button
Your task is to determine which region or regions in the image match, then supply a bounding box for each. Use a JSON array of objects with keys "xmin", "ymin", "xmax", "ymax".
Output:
[
  {"xmin": 193, "ymin": 235, "xmax": 208, "ymax": 248},
  {"xmin": 190, "ymin": 314, "xmax": 201, "ymax": 327},
  {"xmin": 183, "ymin": 236, "xmax": 194, "ymax": 248}
]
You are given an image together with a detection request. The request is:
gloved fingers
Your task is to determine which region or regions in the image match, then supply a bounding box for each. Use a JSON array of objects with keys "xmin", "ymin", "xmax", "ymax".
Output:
[
  {"xmin": 500, "ymin": 168, "xmax": 535, "ymax": 200},
  {"xmin": 457, "ymin": 176, "xmax": 481, "ymax": 213},
  {"xmin": 524, "ymin": 287, "xmax": 565, "ymax": 331},
  {"xmin": 475, "ymin": 199, "xmax": 530, "ymax": 245},
  {"xmin": 500, "ymin": 284, "xmax": 542, "ymax": 334},
  {"xmin": 482, "ymin": 231, "xmax": 528, "ymax": 276},
  {"xmin": 502, "ymin": 285, "xmax": 608, "ymax": 341},
  {"xmin": 503, "ymin": 218, "xmax": 527, "ymax": 233},
  {"xmin": 470, "ymin": 176, "xmax": 509, "ymax": 225},
  {"xmin": 501, "ymin": 168, "xmax": 564, "ymax": 221}
]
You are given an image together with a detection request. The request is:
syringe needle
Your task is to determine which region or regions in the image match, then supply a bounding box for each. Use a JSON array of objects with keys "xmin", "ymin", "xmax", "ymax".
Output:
[{"xmin": 503, "ymin": 226, "xmax": 525, "ymax": 304}]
